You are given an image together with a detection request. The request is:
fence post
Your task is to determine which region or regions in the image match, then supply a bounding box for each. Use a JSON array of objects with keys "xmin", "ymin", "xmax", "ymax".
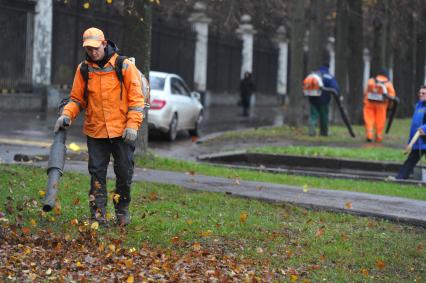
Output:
[
  {"xmin": 32, "ymin": 0, "xmax": 53, "ymax": 88},
  {"xmin": 236, "ymin": 15, "xmax": 256, "ymax": 79},
  {"xmin": 188, "ymin": 1, "xmax": 211, "ymax": 107},
  {"xmin": 273, "ymin": 25, "xmax": 289, "ymax": 105}
]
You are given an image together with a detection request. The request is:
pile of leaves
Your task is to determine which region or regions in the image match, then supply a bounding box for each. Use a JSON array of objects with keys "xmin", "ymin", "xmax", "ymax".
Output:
[{"xmin": 0, "ymin": 221, "xmax": 288, "ymax": 282}]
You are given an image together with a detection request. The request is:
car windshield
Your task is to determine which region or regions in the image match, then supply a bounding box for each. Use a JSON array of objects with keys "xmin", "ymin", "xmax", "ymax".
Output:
[{"xmin": 149, "ymin": 75, "xmax": 165, "ymax": 91}]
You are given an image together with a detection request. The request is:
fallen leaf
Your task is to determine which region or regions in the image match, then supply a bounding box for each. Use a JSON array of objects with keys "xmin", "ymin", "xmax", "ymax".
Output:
[
  {"xmin": 124, "ymin": 259, "xmax": 133, "ymax": 268},
  {"xmin": 38, "ymin": 190, "xmax": 46, "ymax": 198},
  {"xmin": 108, "ymin": 244, "xmax": 116, "ymax": 252},
  {"xmin": 360, "ymin": 268, "xmax": 369, "ymax": 276},
  {"xmin": 256, "ymin": 247, "xmax": 264, "ymax": 254},
  {"xmin": 70, "ymin": 219, "xmax": 79, "ymax": 225},
  {"xmin": 375, "ymin": 260, "xmax": 385, "ymax": 270},
  {"xmin": 30, "ymin": 219, "xmax": 36, "ymax": 227},
  {"xmin": 315, "ymin": 227, "xmax": 324, "ymax": 237},
  {"xmin": 240, "ymin": 212, "xmax": 248, "ymax": 224},
  {"xmin": 303, "ymin": 184, "xmax": 309, "ymax": 192},
  {"xmin": 90, "ymin": 222, "xmax": 99, "ymax": 230},
  {"xmin": 45, "ymin": 268, "xmax": 52, "ymax": 275},
  {"xmin": 68, "ymin": 142, "xmax": 81, "ymax": 151},
  {"xmin": 148, "ymin": 192, "xmax": 157, "ymax": 201},
  {"xmin": 201, "ymin": 230, "xmax": 212, "ymax": 237},
  {"xmin": 416, "ymin": 244, "xmax": 424, "ymax": 253},
  {"xmin": 22, "ymin": 227, "xmax": 30, "ymax": 235},
  {"xmin": 290, "ymin": 274, "xmax": 298, "ymax": 282},
  {"xmin": 192, "ymin": 242, "xmax": 201, "ymax": 251},
  {"xmin": 344, "ymin": 201, "xmax": 353, "ymax": 209},
  {"xmin": 113, "ymin": 193, "xmax": 121, "ymax": 204},
  {"xmin": 186, "ymin": 219, "xmax": 193, "ymax": 225},
  {"xmin": 126, "ymin": 275, "xmax": 134, "ymax": 283}
]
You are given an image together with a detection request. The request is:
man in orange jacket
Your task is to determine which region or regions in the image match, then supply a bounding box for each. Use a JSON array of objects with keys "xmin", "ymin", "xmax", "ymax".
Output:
[
  {"xmin": 363, "ymin": 68, "xmax": 396, "ymax": 142},
  {"xmin": 54, "ymin": 27, "xmax": 145, "ymax": 226}
]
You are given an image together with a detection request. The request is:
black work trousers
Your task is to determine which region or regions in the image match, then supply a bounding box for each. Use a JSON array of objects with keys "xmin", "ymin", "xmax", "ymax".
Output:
[
  {"xmin": 87, "ymin": 136, "xmax": 135, "ymax": 214},
  {"xmin": 396, "ymin": 149, "xmax": 426, "ymax": 180}
]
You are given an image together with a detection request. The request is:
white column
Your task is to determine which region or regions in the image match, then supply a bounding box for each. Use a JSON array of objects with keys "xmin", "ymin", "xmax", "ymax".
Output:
[
  {"xmin": 273, "ymin": 26, "xmax": 288, "ymax": 96},
  {"xmin": 327, "ymin": 37, "xmax": 336, "ymax": 76},
  {"xmin": 236, "ymin": 15, "xmax": 256, "ymax": 78},
  {"xmin": 32, "ymin": 0, "xmax": 53, "ymax": 85},
  {"xmin": 188, "ymin": 2, "xmax": 211, "ymax": 93},
  {"xmin": 363, "ymin": 48, "xmax": 371, "ymax": 89}
]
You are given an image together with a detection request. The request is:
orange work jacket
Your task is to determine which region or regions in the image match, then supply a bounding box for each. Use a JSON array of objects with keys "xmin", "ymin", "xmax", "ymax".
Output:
[
  {"xmin": 63, "ymin": 53, "xmax": 145, "ymax": 138},
  {"xmin": 363, "ymin": 75, "xmax": 396, "ymax": 107}
]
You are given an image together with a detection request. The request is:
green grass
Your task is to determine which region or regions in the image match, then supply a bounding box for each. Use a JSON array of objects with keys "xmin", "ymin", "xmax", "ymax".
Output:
[
  {"xmin": 250, "ymin": 145, "xmax": 407, "ymax": 162},
  {"xmin": 136, "ymin": 154, "xmax": 426, "ymax": 201},
  {"xmin": 0, "ymin": 164, "xmax": 425, "ymax": 281},
  {"xmin": 206, "ymin": 118, "xmax": 411, "ymax": 147}
]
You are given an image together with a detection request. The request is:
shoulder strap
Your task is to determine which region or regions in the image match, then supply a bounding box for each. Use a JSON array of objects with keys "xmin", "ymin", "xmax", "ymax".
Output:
[
  {"xmin": 80, "ymin": 62, "xmax": 89, "ymax": 102},
  {"xmin": 115, "ymin": 55, "xmax": 126, "ymax": 100}
]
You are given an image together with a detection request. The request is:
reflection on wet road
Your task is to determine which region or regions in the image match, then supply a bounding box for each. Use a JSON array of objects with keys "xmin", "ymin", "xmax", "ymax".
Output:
[{"xmin": 0, "ymin": 103, "xmax": 284, "ymax": 161}]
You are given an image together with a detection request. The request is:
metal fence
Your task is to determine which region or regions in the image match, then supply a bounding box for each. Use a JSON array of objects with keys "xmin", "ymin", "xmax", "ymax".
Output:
[
  {"xmin": 0, "ymin": 0, "xmax": 35, "ymax": 92},
  {"xmin": 150, "ymin": 21, "xmax": 196, "ymax": 89},
  {"xmin": 51, "ymin": 0, "xmax": 124, "ymax": 87}
]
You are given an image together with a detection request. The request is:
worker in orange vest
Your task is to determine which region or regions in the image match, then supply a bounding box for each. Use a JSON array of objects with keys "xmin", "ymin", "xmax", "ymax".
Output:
[
  {"xmin": 363, "ymin": 68, "xmax": 396, "ymax": 142},
  {"xmin": 54, "ymin": 27, "xmax": 145, "ymax": 226}
]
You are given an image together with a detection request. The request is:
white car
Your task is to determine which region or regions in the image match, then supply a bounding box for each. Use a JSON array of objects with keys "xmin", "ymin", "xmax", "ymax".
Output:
[{"xmin": 148, "ymin": 71, "xmax": 203, "ymax": 141}]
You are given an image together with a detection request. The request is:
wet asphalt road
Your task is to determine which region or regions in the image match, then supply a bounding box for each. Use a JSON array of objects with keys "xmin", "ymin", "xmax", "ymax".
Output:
[{"xmin": 0, "ymin": 104, "xmax": 285, "ymax": 162}]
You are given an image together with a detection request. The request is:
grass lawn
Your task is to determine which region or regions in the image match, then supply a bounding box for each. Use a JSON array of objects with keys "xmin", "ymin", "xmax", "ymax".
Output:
[
  {"xmin": 0, "ymin": 164, "xmax": 425, "ymax": 282},
  {"xmin": 136, "ymin": 154, "xmax": 426, "ymax": 201},
  {"xmin": 249, "ymin": 145, "xmax": 407, "ymax": 163},
  {"xmin": 206, "ymin": 118, "xmax": 411, "ymax": 147}
]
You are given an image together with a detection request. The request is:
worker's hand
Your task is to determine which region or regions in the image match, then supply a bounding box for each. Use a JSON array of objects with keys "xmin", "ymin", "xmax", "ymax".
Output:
[
  {"xmin": 54, "ymin": 115, "xmax": 71, "ymax": 133},
  {"xmin": 122, "ymin": 128, "xmax": 137, "ymax": 144}
]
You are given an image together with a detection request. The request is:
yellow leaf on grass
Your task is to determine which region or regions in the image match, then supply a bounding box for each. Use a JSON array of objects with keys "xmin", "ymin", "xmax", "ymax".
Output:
[
  {"xmin": 70, "ymin": 219, "xmax": 79, "ymax": 225},
  {"xmin": 30, "ymin": 219, "xmax": 37, "ymax": 227},
  {"xmin": 186, "ymin": 219, "xmax": 193, "ymax": 225},
  {"xmin": 240, "ymin": 211, "xmax": 248, "ymax": 224},
  {"xmin": 290, "ymin": 274, "xmax": 298, "ymax": 282},
  {"xmin": 303, "ymin": 184, "xmax": 309, "ymax": 192},
  {"xmin": 126, "ymin": 275, "xmax": 134, "ymax": 283},
  {"xmin": 91, "ymin": 221, "xmax": 99, "ymax": 230},
  {"xmin": 113, "ymin": 193, "xmax": 120, "ymax": 204},
  {"xmin": 360, "ymin": 268, "xmax": 369, "ymax": 276},
  {"xmin": 38, "ymin": 190, "xmax": 46, "ymax": 198},
  {"xmin": 201, "ymin": 230, "xmax": 212, "ymax": 237}
]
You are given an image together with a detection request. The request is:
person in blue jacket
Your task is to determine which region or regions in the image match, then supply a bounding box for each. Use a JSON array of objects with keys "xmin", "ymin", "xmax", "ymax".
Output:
[
  {"xmin": 396, "ymin": 85, "xmax": 426, "ymax": 179},
  {"xmin": 308, "ymin": 62, "xmax": 340, "ymax": 136}
]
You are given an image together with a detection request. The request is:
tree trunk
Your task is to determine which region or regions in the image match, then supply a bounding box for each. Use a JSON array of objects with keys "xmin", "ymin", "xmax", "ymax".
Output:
[
  {"xmin": 307, "ymin": 0, "xmax": 326, "ymax": 72},
  {"xmin": 347, "ymin": 0, "xmax": 364, "ymax": 123},
  {"xmin": 287, "ymin": 0, "xmax": 305, "ymax": 126},
  {"xmin": 370, "ymin": 0, "xmax": 389, "ymax": 76},
  {"xmin": 335, "ymin": 0, "xmax": 349, "ymax": 114},
  {"xmin": 392, "ymin": 0, "xmax": 416, "ymax": 115},
  {"xmin": 122, "ymin": 0, "xmax": 152, "ymax": 156}
]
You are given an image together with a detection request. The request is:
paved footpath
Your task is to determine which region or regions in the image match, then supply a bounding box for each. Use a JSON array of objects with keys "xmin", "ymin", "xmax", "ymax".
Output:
[{"xmin": 51, "ymin": 161, "xmax": 426, "ymax": 227}]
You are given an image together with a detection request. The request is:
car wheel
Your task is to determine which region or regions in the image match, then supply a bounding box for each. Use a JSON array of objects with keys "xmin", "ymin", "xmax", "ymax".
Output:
[
  {"xmin": 167, "ymin": 114, "xmax": 178, "ymax": 141},
  {"xmin": 189, "ymin": 111, "xmax": 203, "ymax": 137}
]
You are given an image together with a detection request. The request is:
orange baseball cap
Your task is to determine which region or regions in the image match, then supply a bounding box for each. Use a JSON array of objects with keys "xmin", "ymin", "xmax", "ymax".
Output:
[{"xmin": 82, "ymin": 27, "xmax": 105, "ymax": 48}]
